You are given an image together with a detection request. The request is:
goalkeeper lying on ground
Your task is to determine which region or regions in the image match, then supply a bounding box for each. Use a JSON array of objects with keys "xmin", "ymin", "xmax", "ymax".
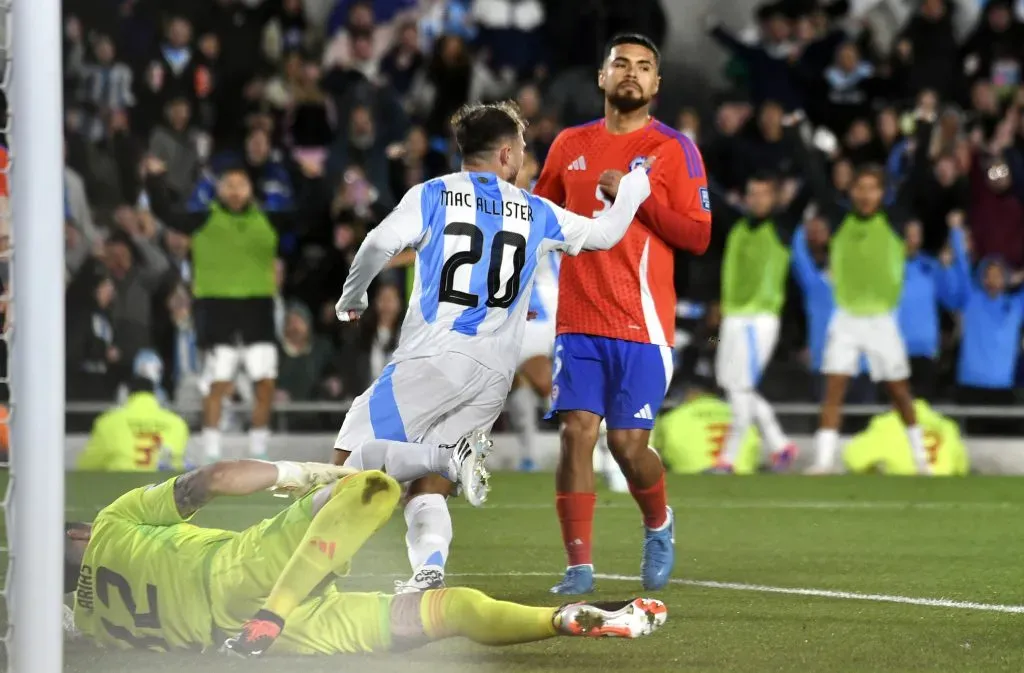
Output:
[{"xmin": 64, "ymin": 458, "xmax": 667, "ymax": 657}]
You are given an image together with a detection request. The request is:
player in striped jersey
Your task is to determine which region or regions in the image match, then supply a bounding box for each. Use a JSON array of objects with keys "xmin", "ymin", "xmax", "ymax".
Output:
[
  {"xmin": 507, "ymin": 153, "xmax": 560, "ymax": 471},
  {"xmin": 331, "ymin": 101, "xmax": 653, "ymax": 593}
]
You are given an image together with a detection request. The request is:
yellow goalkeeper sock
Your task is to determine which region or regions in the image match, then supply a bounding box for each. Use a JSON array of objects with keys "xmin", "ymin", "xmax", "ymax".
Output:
[
  {"xmin": 262, "ymin": 470, "xmax": 401, "ymax": 621},
  {"xmin": 420, "ymin": 587, "xmax": 558, "ymax": 646}
]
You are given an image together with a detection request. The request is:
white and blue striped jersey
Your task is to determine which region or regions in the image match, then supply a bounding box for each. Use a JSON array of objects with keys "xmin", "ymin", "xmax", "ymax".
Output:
[
  {"xmin": 527, "ymin": 249, "xmax": 561, "ymax": 324},
  {"xmin": 363, "ymin": 171, "xmax": 592, "ymax": 378}
]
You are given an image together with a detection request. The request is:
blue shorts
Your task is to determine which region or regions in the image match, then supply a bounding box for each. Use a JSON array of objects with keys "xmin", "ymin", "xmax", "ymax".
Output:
[{"xmin": 546, "ymin": 334, "xmax": 673, "ymax": 430}]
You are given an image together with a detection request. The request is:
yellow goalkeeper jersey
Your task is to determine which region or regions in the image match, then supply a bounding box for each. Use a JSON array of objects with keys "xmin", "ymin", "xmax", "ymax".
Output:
[
  {"xmin": 77, "ymin": 393, "xmax": 189, "ymax": 471},
  {"xmin": 843, "ymin": 400, "xmax": 969, "ymax": 476},
  {"xmin": 73, "ymin": 477, "xmax": 391, "ymax": 655},
  {"xmin": 73, "ymin": 479, "xmax": 233, "ymax": 650},
  {"xmin": 652, "ymin": 394, "xmax": 761, "ymax": 474}
]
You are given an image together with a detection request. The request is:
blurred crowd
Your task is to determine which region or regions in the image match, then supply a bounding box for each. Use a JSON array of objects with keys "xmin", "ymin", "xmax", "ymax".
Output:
[
  {"xmin": 50, "ymin": 0, "xmax": 1024, "ymax": 432},
  {"xmin": 681, "ymin": 0, "xmax": 1024, "ymax": 418}
]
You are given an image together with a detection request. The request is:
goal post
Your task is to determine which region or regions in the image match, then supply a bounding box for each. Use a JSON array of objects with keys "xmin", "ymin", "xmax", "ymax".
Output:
[{"xmin": 6, "ymin": 0, "xmax": 66, "ymax": 669}]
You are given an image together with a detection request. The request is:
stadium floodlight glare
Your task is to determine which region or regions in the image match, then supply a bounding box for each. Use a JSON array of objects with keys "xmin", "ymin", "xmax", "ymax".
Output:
[{"xmin": 2, "ymin": 0, "xmax": 66, "ymax": 670}]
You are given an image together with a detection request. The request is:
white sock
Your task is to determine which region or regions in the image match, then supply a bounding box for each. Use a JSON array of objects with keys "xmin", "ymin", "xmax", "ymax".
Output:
[
  {"xmin": 348, "ymin": 439, "xmax": 450, "ymax": 482},
  {"xmin": 752, "ymin": 392, "xmax": 790, "ymax": 453},
  {"xmin": 721, "ymin": 390, "xmax": 754, "ymax": 466},
  {"xmin": 248, "ymin": 426, "xmax": 270, "ymax": 458},
  {"xmin": 814, "ymin": 428, "xmax": 839, "ymax": 470},
  {"xmin": 906, "ymin": 425, "xmax": 929, "ymax": 473},
  {"xmin": 202, "ymin": 427, "xmax": 221, "ymax": 461},
  {"xmin": 404, "ymin": 493, "xmax": 452, "ymax": 571},
  {"xmin": 506, "ymin": 386, "xmax": 538, "ymax": 465}
]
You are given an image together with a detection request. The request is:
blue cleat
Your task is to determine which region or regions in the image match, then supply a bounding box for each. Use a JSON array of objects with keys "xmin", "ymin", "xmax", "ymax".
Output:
[
  {"xmin": 550, "ymin": 565, "xmax": 595, "ymax": 595},
  {"xmin": 641, "ymin": 506, "xmax": 675, "ymax": 590}
]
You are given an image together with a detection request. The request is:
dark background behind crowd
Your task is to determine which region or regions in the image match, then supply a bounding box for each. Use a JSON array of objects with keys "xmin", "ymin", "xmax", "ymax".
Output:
[{"xmin": 42, "ymin": 0, "xmax": 1024, "ymax": 432}]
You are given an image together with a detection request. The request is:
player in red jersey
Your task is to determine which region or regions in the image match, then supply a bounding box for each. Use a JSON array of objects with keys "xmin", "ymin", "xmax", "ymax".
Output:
[{"xmin": 533, "ymin": 33, "xmax": 712, "ymax": 595}]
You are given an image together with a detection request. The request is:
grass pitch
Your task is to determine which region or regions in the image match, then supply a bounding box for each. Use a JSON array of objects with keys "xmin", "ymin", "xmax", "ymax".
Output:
[{"xmin": 42, "ymin": 473, "xmax": 1024, "ymax": 671}]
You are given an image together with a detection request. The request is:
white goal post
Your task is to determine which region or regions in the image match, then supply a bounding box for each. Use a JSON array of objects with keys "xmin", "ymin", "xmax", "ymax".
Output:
[{"xmin": 5, "ymin": 0, "xmax": 66, "ymax": 669}]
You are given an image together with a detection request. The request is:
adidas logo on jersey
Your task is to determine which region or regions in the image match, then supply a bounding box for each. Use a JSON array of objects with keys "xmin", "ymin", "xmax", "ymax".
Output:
[
  {"xmin": 633, "ymin": 404, "xmax": 654, "ymax": 420},
  {"xmin": 567, "ymin": 155, "xmax": 587, "ymax": 171}
]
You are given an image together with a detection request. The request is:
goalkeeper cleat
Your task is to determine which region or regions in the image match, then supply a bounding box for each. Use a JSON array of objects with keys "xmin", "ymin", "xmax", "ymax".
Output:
[
  {"xmin": 550, "ymin": 564, "xmax": 594, "ymax": 595},
  {"xmin": 448, "ymin": 429, "xmax": 493, "ymax": 507},
  {"xmin": 394, "ymin": 562, "xmax": 446, "ymax": 595},
  {"xmin": 641, "ymin": 506, "xmax": 675, "ymax": 590},
  {"xmin": 555, "ymin": 597, "xmax": 668, "ymax": 638},
  {"xmin": 222, "ymin": 610, "xmax": 283, "ymax": 658}
]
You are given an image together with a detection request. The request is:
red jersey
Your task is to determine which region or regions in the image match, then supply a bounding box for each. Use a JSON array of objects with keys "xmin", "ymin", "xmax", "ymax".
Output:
[{"xmin": 534, "ymin": 119, "xmax": 711, "ymax": 346}]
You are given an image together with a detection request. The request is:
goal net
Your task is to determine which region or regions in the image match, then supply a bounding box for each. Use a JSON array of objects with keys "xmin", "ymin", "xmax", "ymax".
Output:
[{"xmin": 1, "ymin": 0, "xmax": 66, "ymax": 670}]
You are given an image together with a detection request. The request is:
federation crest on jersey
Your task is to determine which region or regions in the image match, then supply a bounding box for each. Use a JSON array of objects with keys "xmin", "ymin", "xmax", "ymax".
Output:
[
  {"xmin": 699, "ymin": 186, "xmax": 711, "ymax": 212},
  {"xmin": 628, "ymin": 156, "xmax": 649, "ymax": 171}
]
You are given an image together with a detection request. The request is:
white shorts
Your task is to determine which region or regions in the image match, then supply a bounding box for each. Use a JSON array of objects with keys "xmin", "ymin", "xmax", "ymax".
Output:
[
  {"xmin": 518, "ymin": 319, "xmax": 555, "ymax": 366},
  {"xmin": 715, "ymin": 314, "xmax": 779, "ymax": 391},
  {"xmin": 335, "ymin": 352, "xmax": 511, "ymax": 450},
  {"xmin": 822, "ymin": 310, "xmax": 909, "ymax": 382},
  {"xmin": 202, "ymin": 343, "xmax": 278, "ymax": 385}
]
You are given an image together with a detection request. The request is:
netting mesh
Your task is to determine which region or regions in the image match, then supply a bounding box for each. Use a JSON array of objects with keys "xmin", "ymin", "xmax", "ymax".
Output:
[{"xmin": 0, "ymin": 0, "xmax": 14, "ymax": 667}]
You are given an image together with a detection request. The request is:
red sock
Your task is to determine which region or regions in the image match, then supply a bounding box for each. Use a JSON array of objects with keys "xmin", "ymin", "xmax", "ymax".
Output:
[
  {"xmin": 555, "ymin": 492, "xmax": 596, "ymax": 567},
  {"xmin": 629, "ymin": 472, "xmax": 668, "ymax": 530}
]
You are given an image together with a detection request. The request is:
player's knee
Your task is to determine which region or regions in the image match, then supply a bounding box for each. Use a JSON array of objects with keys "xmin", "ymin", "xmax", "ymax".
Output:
[
  {"xmin": 441, "ymin": 587, "xmax": 490, "ymax": 615},
  {"xmin": 560, "ymin": 413, "xmax": 600, "ymax": 450},
  {"xmin": 607, "ymin": 431, "xmax": 652, "ymax": 466}
]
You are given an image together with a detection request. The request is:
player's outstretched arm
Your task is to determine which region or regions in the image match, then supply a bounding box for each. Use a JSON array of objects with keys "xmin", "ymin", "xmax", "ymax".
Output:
[
  {"xmin": 336, "ymin": 184, "xmax": 426, "ymax": 319},
  {"xmin": 542, "ymin": 168, "xmax": 651, "ymax": 255},
  {"xmin": 173, "ymin": 460, "xmax": 355, "ymax": 518}
]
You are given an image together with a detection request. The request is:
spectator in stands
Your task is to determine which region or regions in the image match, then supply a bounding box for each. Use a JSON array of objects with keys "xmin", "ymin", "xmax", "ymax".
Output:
[
  {"xmin": 472, "ymin": 0, "xmax": 545, "ymax": 77},
  {"xmin": 962, "ymin": 0, "xmax": 1024, "ymax": 98},
  {"xmin": 77, "ymin": 110, "xmax": 144, "ymax": 217},
  {"xmin": 276, "ymin": 301, "xmax": 336, "ymax": 403},
  {"xmin": 322, "ymin": 0, "xmax": 392, "ymax": 72},
  {"xmin": 137, "ymin": 16, "xmax": 213, "ymax": 137},
  {"xmin": 379, "ymin": 19, "xmax": 425, "ymax": 96},
  {"xmin": 160, "ymin": 281, "xmax": 203, "ymax": 412},
  {"xmin": 968, "ymin": 113, "xmax": 1024, "ymax": 270},
  {"xmin": 900, "ymin": 103, "xmax": 970, "ymax": 253},
  {"xmin": 262, "ymin": 0, "xmax": 314, "ymax": 66},
  {"xmin": 707, "ymin": 6, "xmax": 803, "ymax": 111},
  {"xmin": 409, "ymin": 34, "xmax": 510, "ymax": 139},
  {"xmin": 76, "ymin": 33, "xmax": 136, "ymax": 142},
  {"xmin": 386, "ymin": 124, "xmax": 448, "ymax": 200},
  {"xmin": 895, "ymin": 0, "xmax": 962, "ymax": 101},
  {"xmin": 191, "ymin": 127, "xmax": 295, "ymax": 212},
  {"xmin": 65, "ymin": 268, "xmax": 119, "ymax": 402},
  {"xmin": 897, "ymin": 221, "xmax": 960, "ymax": 400},
  {"xmin": 326, "ymin": 105, "xmax": 392, "ymax": 203},
  {"xmin": 739, "ymin": 101, "xmax": 795, "ymax": 185},
  {"xmin": 946, "ymin": 219, "xmax": 1024, "ymax": 434},
  {"xmin": 149, "ymin": 97, "xmax": 204, "ymax": 204},
  {"xmin": 102, "ymin": 209, "xmax": 170, "ymax": 365},
  {"xmin": 144, "ymin": 156, "xmax": 308, "ymax": 462},
  {"xmin": 815, "ymin": 41, "xmax": 880, "ymax": 137},
  {"xmin": 704, "ymin": 92, "xmax": 754, "ymax": 194},
  {"xmin": 282, "ymin": 57, "xmax": 338, "ymax": 162},
  {"xmin": 339, "ymin": 282, "xmax": 402, "ymax": 394}
]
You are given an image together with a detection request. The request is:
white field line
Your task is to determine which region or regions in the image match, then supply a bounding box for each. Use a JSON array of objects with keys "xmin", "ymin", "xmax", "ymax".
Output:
[
  {"xmin": 402, "ymin": 571, "xmax": 1024, "ymax": 615},
  {"xmin": 65, "ymin": 499, "xmax": 1023, "ymax": 515}
]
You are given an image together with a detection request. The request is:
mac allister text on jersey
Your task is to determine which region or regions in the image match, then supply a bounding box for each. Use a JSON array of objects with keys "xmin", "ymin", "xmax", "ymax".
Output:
[{"xmin": 440, "ymin": 188, "xmax": 534, "ymax": 222}]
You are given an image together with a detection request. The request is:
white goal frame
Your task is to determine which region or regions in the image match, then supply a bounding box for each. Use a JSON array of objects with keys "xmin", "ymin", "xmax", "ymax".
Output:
[{"xmin": 7, "ymin": 0, "xmax": 66, "ymax": 669}]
